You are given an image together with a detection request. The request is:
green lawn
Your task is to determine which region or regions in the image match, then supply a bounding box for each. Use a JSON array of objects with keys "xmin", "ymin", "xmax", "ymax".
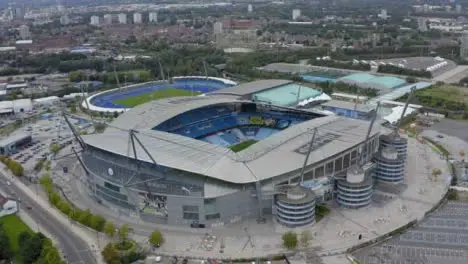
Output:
[
  {"xmin": 416, "ymin": 85, "xmax": 468, "ymax": 104},
  {"xmin": 113, "ymin": 88, "xmax": 201, "ymax": 107},
  {"xmin": 0, "ymin": 214, "xmax": 33, "ymax": 261},
  {"xmin": 230, "ymin": 140, "xmax": 258, "ymax": 152}
]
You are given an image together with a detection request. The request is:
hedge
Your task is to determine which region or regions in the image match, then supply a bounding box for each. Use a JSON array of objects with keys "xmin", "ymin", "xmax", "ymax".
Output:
[
  {"xmin": 422, "ymin": 137, "xmax": 450, "ymax": 157},
  {"xmin": 39, "ymin": 174, "xmax": 106, "ymax": 232},
  {"xmin": 0, "ymin": 156, "xmax": 24, "ymax": 176}
]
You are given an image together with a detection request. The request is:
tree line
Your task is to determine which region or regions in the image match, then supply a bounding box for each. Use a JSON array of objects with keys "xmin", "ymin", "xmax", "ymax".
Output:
[
  {"xmin": 378, "ymin": 64, "xmax": 432, "ymax": 78},
  {"xmin": 309, "ymin": 60, "xmax": 371, "ymax": 71},
  {"xmin": 0, "ymin": 156, "xmax": 24, "ymax": 177},
  {"xmin": 0, "ymin": 223, "xmax": 64, "ymax": 264},
  {"xmin": 39, "ymin": 174, "xmax": 166, "ymax": 264}
]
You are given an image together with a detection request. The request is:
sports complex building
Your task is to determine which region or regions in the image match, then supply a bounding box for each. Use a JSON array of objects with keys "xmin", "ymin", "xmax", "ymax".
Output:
[{"xmin": 78, "ymin": 78, "xmax": 408, "ymax": 227}]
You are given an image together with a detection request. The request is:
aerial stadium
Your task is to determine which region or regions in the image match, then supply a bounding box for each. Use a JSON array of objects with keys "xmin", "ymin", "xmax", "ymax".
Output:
[
  {"xmin": 82, "ymin": 76, "xmax": 237, "ymax": 112},
  {"xmin": 76, "ymin": 77, "xmax": 393, "ymax": 227}
]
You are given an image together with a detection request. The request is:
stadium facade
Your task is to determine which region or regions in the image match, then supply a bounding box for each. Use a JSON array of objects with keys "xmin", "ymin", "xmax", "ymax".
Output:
[{"xmin": 78, "ymin": 91, "xmax": 383, "ymax": 227}]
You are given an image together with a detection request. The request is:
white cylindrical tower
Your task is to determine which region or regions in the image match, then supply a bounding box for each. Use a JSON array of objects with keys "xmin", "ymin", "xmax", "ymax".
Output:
[
  {"xmin": 336, "ymin": 165, "xmax": 373, "ymax": 208},
  {"xmin": 275, "ymin": 186, "xmax": 316, "ymax": 227},
  {"xmin": 374, "ymin": 146, "xmax": 405, "ymax": 183}
]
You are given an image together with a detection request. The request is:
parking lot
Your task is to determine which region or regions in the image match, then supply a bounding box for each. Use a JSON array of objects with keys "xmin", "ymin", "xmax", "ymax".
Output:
[
  {"xmin": 353, "ymin": 201, "xmax": 468, "ymax": 264},
  {"xmin": 3, "ymin": 114, "xmax": 90, "ymax": 180}
]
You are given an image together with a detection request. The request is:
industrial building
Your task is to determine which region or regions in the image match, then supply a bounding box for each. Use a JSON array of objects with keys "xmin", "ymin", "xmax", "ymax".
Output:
[
  {"xmin": 0, "ymin": 132, "xmax": 32, "ymax": 156},
  {"xmin": 33, "ymin": 96, "xmax": 60, "ymax": 107},
  {"xmin": 133, "ymin": 13, "xmax": 142, "ymax": 24},
  {"xmin": 321, "ymin": 100, "xmax": 376, "ymax": 120},
  {"xmin": 0, "ymin": 99, "xmax": 33, "ymax": 114}
]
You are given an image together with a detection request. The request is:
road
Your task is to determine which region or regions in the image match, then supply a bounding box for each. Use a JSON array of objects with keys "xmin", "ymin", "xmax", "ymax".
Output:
[{"xmin": 0, "ymin": 173, "xmax": 97, "ymax": 264}]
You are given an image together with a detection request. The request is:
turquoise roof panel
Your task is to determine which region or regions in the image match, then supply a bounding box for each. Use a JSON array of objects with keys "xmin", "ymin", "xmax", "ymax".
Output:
[{"xmin": 252, "ymin": 84, "xmax": 322, "ymax": 106}]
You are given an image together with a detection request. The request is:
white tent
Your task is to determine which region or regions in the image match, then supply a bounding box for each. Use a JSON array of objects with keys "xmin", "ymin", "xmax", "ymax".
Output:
[{"xmin": 383, "ymin": 106, "xmax": 416, "ymax": 125}]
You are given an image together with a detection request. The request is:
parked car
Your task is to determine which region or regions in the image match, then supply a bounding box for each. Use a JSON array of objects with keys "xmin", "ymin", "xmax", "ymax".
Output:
[{"xmin": 190, "ymin": 221, "xmax": 205, "ymax": 228}]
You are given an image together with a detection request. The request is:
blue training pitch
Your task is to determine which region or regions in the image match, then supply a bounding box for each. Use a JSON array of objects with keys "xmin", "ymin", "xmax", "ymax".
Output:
[{"xmin": 90, "ymin": 77, "xmax": 234, "ymax": 109}]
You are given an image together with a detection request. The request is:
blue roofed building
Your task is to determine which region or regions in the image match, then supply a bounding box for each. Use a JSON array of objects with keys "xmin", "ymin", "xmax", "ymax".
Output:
[{"xmin": 321, "ymin": 100, "xmax": 376, "ymax": 120}]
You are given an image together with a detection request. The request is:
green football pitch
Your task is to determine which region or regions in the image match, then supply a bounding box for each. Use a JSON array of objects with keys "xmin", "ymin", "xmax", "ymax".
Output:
[
  {"xmin": 113, "ymin": 88, "xmax": 201, "ymax": 107},
  {"xmin": 229, "ymin": 140, "xmax": 258, "ymax": 152}
]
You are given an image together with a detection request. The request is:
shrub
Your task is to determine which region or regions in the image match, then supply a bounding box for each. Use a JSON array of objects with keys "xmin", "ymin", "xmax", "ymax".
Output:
[
  {"xmin": 1, "ymin": 158, "xmax": 24, "ymax": 177},
  {"xmin": 300, "ymin": 230, "xmax": 313, "ymax": 248},
  {"xmin": 34, "ymin": 159, "xmax": 45, "ymax": 171},
  {"xmin": 282, "ymin": 231, "xmax": 298, "ymax": 250},
  {"xmin": 448, "ymin": 189, "xmax": 459, "ymax": 200},
  {"xmin": 149, "ymin": 230, "xmax": 164, "ymax": 247},
  {"xmin": 39, "ymin": 175, "xmax": 108, "ymax": 233}
]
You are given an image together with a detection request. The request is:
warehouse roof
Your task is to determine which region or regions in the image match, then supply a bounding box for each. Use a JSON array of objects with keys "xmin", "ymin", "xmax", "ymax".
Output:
[
  {"xmin": 0, "ymin": 132, "xmax": 31, "ymax": 148},
  {"xmin": 209, "ymin": 79, "xmax": 292, "ymax": 96},
  {"xmin": 83, "ymin": 98, "xmax": 380, "ymax": 184}
]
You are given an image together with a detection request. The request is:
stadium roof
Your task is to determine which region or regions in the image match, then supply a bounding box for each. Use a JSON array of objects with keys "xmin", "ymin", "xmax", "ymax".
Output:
[
  {"xmin": 209, "ymin": 79, "xmax": 291, "ymax": 96},
  {"xmin": 109, "ymin": 95, "xmax": 241, "ymax": 130},
  {"xmin": 321, "ymin": 100, "xmax": 375, "ymax": 113},
  {"xmin": 83, "ymin": 96, "xmax": 380, "ymax": 184}
]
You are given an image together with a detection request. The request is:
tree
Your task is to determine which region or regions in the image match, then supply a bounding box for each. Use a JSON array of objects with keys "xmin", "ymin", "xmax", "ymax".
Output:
[
  {"xmin": 36, "ymin": 238, "xmax": 65, "ymax": 264},
  {"xmin": 300, "ymin": 230, "xmax": 313, "ymax": 248},
  {"xmin": 90, "ymin": 214, "xmax": 106, "ymax": 232},
  {"xmin": 48, "ymin": 191, "xmax": 61, "ymax": 206},
  {"xmin": 78, "ymin": 209, "xmax": 92, "ymax": 226},
  {"xmin": 448, "ymin": 189, "xmax": 459, "ymax": 200},
  {"xmin": 69, "ymin": 71, "xmax": 86, "ymax": 82},
  {"xmin": 432, "ymin": 168, "xmax": 442, "ymax": 180},
  {"xmin": 104, "ymin": 221, "xmax": 116, "ymax": 238},
  {"xmin": 69, "ymin": 105, "xmax": 77, "ymax": 114},
  {"xmin": 20, "ymin": 232, "xmax": 46, "ymax": 264},
  {"xmin": 101, "ymin": 243, "xmax": 121, "ymax": 264},
  {"xmin": 118, "ymin": 224, "xmax": 132, "ymax": 243},
  {"xmin": 50, "ymin": 143, "xmax": 61, "ymax": 154},
  {"xmin": 0, "ymin": 224, "xmax": 13, "ymax": 261},
  {"xmin": 406, "ymin": 76, "xmax": 417, "ymax": 83},
  {"xmin": 149, "ymin": 230, "xmax": 164, "ymax": 248},
  {"xmin": 58, "ymin": 201, "xmax": 71, "ymax": 215},
  {"xmin": 282, "ymin": 231, "xmax": 298, "ymax": 250}
]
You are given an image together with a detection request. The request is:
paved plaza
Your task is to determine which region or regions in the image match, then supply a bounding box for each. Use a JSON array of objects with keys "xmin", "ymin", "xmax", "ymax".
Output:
[
  {"xmin": 421, "ymin": 128, "xmax": 468, "ymax": 155},
  {"xmin": 353, "ymin": 201, "xmax": 468, "ymax": 264}
]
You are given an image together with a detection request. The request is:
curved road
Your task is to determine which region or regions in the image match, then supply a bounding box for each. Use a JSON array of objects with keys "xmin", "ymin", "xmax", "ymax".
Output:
[{"xmin": 0, "ymin": 174, "xmax": 96, "ymax": 264}]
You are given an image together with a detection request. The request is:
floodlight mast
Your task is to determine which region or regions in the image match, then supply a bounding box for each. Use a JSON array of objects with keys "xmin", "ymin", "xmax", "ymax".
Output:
[
  {"xmin": 113, "ymin": 65, "xmax": 121, "ymax": 88},
  {"xmin": 359, "ymin": 102, "xmax": 380, "ymax": 166},
  {"xmin": 158, "ymin": 59, "xmax": 165, "ymax": 81},
  {"xmin": 299, "ymin": 128, "xmax": 318, "ymax": 183},
  {"xmin": 393, "ymin": 86, "xmax": 416, "ymax": 134},
  {"xmin": 62, "ymin": 112, "xmax": 85, "ymax": 150},
  {"xmin": 203, "ymin": 60, "xmax": 208, "ymax": 79}
]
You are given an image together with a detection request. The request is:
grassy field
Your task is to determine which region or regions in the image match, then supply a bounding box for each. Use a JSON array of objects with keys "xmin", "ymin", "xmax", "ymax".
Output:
[
  {"xmin": 113, "ymin": 88, "xmax": 201, "ymax": 107},
  {"xmin": 416, "ymin": 85, "xmax": 468, "ymax": 104},
  {"xmin": 0, "ymin": 214, "xmax": 33, "ymax": 262},
  {"xmin": 230, "ymin": 140, "xmax": 258, "ymax": 152}
]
